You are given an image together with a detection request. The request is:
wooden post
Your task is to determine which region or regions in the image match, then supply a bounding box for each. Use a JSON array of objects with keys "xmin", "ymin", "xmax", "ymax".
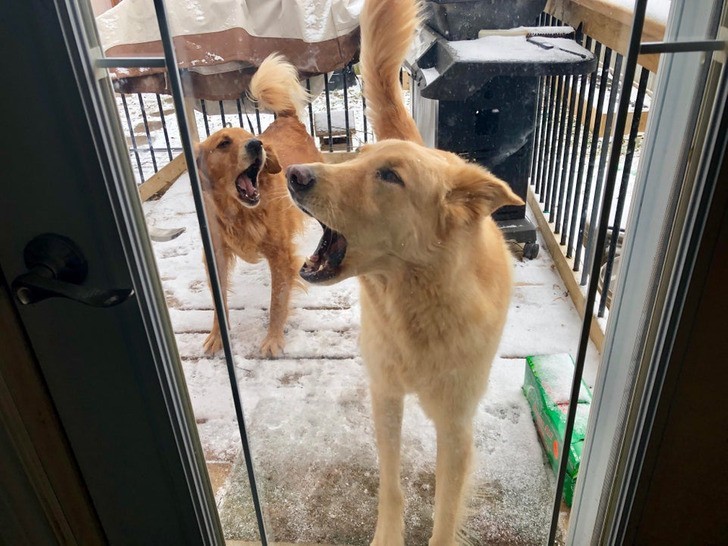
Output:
[{"xmin": 183, "ymin": 97, "xmax": 200, "ymax": 144}]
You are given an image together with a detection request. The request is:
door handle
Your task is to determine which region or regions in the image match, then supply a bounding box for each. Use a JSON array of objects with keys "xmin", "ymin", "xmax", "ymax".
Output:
[{"xmin": 11, "ymin": 233, "xmax": 134, "ymax": 307}]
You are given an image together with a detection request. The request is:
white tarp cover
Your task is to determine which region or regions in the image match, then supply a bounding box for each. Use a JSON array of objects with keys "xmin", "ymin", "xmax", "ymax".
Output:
[
  {"xmin": 97, "ymin": 0, "xmax": 363, "ymax": 48},
  {"xmin": 97, "ymin": 0, "xmax": 364, "ymax": 99}
]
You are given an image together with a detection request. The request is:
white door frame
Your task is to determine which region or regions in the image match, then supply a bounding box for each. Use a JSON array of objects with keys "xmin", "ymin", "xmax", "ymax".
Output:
[{"xmin": 568, "ymin": 0, "xmax": 726, "ymax": 543}]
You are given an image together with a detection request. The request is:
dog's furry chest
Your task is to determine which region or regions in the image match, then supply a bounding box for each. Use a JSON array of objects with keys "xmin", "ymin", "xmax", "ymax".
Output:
[
  {"xmin": 208, "ymin": 177, "xmax": 300, "ymax": 265},
  {"xmin": 358, "ymin": 278, "xmax": 497, "ymax": 392},
  {"xmin": 216, "ymin": 209, "xmax": 268, "ymax": 264}
]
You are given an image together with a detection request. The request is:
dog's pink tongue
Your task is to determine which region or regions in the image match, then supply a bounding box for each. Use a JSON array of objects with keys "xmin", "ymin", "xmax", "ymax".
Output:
[{"xmin": 237, "ymin": 174, "xmax": 257, "ymax": 197}]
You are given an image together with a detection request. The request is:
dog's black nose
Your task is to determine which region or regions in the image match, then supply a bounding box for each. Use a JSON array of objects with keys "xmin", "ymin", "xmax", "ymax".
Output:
[
  {"xmin": 286, "ymin": 165, "xmax": 317, "ymax": 192},
  {"xmin": 245, "ymin": 139, "xmax": 263, "ymax": 154}
]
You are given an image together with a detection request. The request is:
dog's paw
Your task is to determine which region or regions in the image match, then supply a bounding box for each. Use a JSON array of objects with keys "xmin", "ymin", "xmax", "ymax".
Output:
[
  {"xmin": 260, "ymin": 335, "xmax": 285, "ymax": 359},
  {"xmin": 203, "ymin": 331, "xmax": 223, "ymax": 355}
]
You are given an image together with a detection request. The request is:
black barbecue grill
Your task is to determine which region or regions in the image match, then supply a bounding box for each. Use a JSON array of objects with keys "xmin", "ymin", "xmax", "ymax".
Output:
[{"xmin": 408, "ymin": 0, "xmax": 597, "ymax": 259}]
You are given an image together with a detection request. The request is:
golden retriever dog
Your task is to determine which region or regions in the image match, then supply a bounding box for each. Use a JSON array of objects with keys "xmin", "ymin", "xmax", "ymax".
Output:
[
  {"xmin": 196, "ymin": 54, "xmax": 321, "ymax": 357},
  {"xmin": 286, "ymin": 0, "xmax": 524, "ymax": 543}
]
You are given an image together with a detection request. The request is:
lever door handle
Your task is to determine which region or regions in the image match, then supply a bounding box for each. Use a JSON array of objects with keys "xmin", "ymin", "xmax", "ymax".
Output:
[{"xmin": 11, "ymin": 233, "xmax": 134, "ymax": 308}]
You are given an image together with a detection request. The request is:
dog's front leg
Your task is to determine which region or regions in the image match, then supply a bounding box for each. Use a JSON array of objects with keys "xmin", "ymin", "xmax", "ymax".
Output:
[
  {"xmin": 370, "ymin": 388, "xmax": 405, "ymax": 546},
  {"xmin": 260, "ymin": 249, "xmax": 297, "ymax": 358},
  {"xmin": 429, "ymin": 415, "xmax": 473, "ymax": 546},
  {"xmin": 203, "ymin": 240, "xmax": 233, "ymax": 355}
]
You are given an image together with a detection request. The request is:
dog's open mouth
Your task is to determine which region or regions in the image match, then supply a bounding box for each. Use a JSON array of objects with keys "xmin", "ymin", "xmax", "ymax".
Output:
[
  {"xmin": 301, "ymin": 222, "xmax": 348, "ymax": 283},
  {"xmin": 235, "ymin": 159, "xmax": 262, "ymax": 206}
]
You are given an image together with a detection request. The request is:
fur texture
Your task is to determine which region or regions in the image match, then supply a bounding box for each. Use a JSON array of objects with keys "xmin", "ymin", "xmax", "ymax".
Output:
[
  {"xmin": 359, "ymin": 0, "xmax": 423, "ymax": 143},
  {"xmin": 197, "ymin": 55, "xmax": 321, "ymax": 358},
  {"xmin": 249, "ymin": 52, "xmax": 309, "ymax": 117}
]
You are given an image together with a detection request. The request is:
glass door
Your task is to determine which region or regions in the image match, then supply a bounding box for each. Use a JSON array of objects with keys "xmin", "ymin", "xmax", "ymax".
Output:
[{"xmin": 3, "ymin": 0, "xmax": 726, "ymax": 545}]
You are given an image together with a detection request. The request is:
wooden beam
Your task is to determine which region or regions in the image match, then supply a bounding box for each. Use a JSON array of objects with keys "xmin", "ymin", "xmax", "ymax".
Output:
[
  {"xmin": 528, "ymin": 189, "xmax": 605, "ymax": 352},
  {"xmin": 545, "ymin": 0, "xmax": 665, "ymax": 73},
  {"xmin": 138, "ymin": 152, "xmax": 187, "ymax": 201}
]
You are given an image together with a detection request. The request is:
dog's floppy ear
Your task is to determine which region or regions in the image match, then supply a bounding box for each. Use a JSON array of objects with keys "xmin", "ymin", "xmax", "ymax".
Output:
[
  {"xmin": 263, "ymin": 143, "xmax": 282, "ymax": 174},
  {"xmin": 445, "ymin": 163, "xmax": 524, "ymax": 225}
]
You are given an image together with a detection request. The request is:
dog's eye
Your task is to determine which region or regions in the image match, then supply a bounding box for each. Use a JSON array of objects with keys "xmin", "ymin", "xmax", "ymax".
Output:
[
  {"xmin": 217, "ymin": 138, "xmax": 232, "ymax": 150},
  {"xmin": 377, "ymin": 168, "xmax": 404, "ymax": 186}
]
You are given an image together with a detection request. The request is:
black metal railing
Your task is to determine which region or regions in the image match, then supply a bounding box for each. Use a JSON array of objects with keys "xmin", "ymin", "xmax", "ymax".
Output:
[
  {"xmin": 116, "ymin": 63, "xmax": 413, "ymax": 185},
  {"xmin": 530, "ymin": 13, "xmax": 652, "ymax": 317}
]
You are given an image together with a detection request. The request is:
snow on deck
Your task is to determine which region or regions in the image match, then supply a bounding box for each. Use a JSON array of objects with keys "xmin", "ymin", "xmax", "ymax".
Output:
[{"xmin": 144, "ymin": 175, "xmax": 600, "ymax": 544}]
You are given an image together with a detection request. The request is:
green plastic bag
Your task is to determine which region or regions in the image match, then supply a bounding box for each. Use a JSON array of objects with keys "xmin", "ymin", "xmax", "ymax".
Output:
[{"xmin": 522, "ymin": 354, "xmax": 592, "ymax": 506}]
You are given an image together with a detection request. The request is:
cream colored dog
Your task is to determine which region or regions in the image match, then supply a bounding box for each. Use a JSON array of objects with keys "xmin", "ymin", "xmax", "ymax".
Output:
[{"xmin": 286, "ymin": 0, "xmax": 523, "ymax": 543}]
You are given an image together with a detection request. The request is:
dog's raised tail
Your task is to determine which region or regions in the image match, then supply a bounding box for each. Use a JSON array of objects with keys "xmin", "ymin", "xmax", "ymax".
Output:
[
  {"xmin": 249, "ymin": 53, "xmax": 308, "ymax": 117},
  {"xmin": 360, "ymin": 0, "xmax": 423, "ymax": 143}
]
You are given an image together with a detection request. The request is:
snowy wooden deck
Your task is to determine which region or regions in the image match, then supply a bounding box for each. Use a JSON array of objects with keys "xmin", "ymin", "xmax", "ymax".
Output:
[{"xmin": 145, "ymin": 174, "xmax": 600, "ymax": 545}]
